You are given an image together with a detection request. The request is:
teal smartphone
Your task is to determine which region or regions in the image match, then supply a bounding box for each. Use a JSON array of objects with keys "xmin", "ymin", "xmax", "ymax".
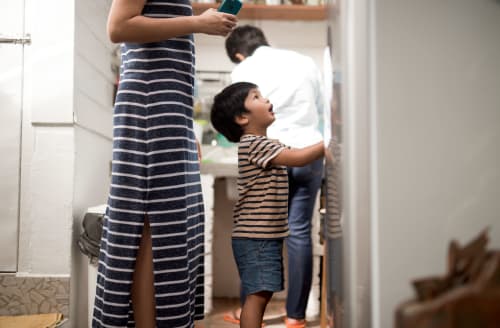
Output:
[{"xmin": 217, "ymin": 0, "xmax": 243, "ymax": 15}]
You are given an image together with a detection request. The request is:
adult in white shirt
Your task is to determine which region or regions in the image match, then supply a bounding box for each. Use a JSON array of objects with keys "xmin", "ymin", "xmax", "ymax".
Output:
[{"xmin": 225, "ymin": 25, "xmax": 325, "ymax": 327}]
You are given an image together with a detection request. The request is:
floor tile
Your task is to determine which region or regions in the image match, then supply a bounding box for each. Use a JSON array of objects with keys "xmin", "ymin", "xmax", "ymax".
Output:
[{"xmin": 201, "ymin": 298, "xmax": 320, "ymax": 328}]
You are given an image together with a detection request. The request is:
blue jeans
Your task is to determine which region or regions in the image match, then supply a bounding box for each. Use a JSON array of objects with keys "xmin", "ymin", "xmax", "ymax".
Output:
[
  {"xmin": 286, "ymin": 158, "xmax": 324, "ymax": 320},
  {"xmin": 232, "ymin": 238, "xmax": 284, "ymax": 303}
]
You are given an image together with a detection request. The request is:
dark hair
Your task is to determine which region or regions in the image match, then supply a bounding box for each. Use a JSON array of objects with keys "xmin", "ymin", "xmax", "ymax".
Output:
[
  {"xmin": 210, "ymin": 82, "xmax": 257, "ymax": 142},
  {"xmin": 225, "ymin": 25, "xmax": 270, "ymax": 64}
]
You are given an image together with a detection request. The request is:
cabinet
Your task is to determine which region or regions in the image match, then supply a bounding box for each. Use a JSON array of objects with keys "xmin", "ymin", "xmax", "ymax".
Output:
[{"xmin": 192, "ymin": 3, "xmax": 327, "ymax": 20}]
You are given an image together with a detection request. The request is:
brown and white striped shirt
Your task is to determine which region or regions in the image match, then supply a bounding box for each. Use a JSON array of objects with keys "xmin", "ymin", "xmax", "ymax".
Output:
[{"xmin": 232, "ymin": 134, "xmax": 290, "ymax": 239}]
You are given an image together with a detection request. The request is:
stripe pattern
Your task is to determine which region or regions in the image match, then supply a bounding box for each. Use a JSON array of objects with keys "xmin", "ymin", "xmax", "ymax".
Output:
[
  {"xmin": 233, "ymin": 135, "xmax": 290, "ymax": 239},
  {"xmin": 325, "ymin": 135, "xmax": 342, "ymax": 238},
  {"xmin": 92, "ymin": 1, "xmax": 205, "ymax": 327}
]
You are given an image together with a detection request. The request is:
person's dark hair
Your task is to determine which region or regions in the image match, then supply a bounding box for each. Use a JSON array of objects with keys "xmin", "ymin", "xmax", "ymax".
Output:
[
  {"xmin": 210, "ymin": 82, "xmax": 257, "ymax": 143},
  {"xmin": 225, "ymin": 25, "xmax": 270, "ymax": 64}
]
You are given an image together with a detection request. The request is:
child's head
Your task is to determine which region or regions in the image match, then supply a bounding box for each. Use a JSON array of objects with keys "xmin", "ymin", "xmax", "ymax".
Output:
[{"xmin": 211, "ymin": 82, "xmax": 274, "ymax": 142}]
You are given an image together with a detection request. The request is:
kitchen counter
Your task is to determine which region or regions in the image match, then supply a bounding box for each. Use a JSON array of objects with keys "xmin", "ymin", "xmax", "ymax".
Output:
[
  {"xmin": 200, "ymin": 162, "xmax": 237, "ymax": 177},
  {"xmin": 200, "ymin": 145, "xmax": 238, "ymax": 177},
  {"xmin": 197, "ymin": 145, "xmax": 239, "ymax": 306}
]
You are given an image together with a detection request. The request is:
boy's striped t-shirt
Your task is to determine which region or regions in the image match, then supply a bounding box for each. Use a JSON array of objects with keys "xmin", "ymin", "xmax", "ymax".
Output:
[{"xmin": 232, "ymin": 134, "xmax": 290, "ymax": 239}]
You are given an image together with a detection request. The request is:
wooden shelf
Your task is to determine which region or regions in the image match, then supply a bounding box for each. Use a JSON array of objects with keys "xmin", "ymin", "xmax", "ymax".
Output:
[{"xmin": 192, "ymin": 3, "xmax": 326, "ymax": 20}]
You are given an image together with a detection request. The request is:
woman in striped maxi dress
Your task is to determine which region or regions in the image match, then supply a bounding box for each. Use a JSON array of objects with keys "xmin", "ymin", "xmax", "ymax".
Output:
[{"xmin": 92, "ymin": 1, "xmax": 237, "ymax": 327}]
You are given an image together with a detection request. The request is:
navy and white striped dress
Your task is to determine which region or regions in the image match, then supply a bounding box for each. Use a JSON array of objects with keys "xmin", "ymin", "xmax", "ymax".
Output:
[{"xmin": 93, "ymin": 1, "xmax": 205, "ymax": 327}]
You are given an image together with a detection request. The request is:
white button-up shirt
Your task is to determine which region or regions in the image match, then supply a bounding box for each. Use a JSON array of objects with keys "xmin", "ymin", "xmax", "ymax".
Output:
[{"xmin": 231, "ymin": 46, "xmax": 324, "ymax": 148}]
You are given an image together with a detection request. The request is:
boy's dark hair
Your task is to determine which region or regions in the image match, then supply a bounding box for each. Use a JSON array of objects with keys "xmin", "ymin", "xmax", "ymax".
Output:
[
  {"xmin": 210, "ymin": 82, "xmax": 257, "ymax": 143},
  {"xmin": 225, "ymin": 25, "xmax": 270, "ymax": 64}
]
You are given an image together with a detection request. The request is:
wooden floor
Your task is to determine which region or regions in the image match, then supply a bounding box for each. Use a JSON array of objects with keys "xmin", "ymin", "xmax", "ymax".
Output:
[{"xmin": 200, "ymin": 298, "xmax": 320, "ymax": 328}]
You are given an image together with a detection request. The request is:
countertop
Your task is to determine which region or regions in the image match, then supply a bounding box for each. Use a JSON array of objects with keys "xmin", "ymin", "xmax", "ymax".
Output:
[{"xmin": 200, "ymin": 145, "xmax": 238, "ymax": 177}]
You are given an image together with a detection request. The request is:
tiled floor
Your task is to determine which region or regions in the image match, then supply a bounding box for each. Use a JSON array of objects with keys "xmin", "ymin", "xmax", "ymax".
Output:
[{"xmin": 201, "ymin": 298, "xmax": 320, "ymax": 328}]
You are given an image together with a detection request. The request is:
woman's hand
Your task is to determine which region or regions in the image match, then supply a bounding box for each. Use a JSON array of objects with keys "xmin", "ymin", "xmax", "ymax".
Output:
[
  {"xmin": 196, "ymin": 8, "xmax": 237, "ymax": 36},
  {"xmin": 107, "ymin": 0, "xmax": 236, "ymax": 43}
]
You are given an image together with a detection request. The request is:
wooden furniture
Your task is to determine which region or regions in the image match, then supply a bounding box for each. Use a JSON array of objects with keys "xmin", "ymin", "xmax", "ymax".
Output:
[
  {"xmin": 192, "ymin": 3, "xmax": 327, "ymax": 20},
  {"xmin": 395, "ymin": 231, "xmax": 500, "ymax": 328}
]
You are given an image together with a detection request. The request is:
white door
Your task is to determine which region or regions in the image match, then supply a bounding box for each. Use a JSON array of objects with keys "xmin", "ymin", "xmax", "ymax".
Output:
[{"xmin": 0, "ymin": 0, "xmax": 28, "ymax": 272}]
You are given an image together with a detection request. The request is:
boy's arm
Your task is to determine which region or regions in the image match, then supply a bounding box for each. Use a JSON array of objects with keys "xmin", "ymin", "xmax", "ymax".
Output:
[{"xmin": 270, "ymin": 141, "xmax": 325, "ymax": 167}]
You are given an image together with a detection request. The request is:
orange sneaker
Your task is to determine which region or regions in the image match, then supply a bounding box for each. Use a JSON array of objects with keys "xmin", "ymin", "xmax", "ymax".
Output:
[
  {"xmin": 284, "ymin": 317, "xmax": 306, "ymax": 328},
  {"xmin": 223, "ymin": 309, "xmax": 266, "ymax": 327},
  {"xmin": 223, "ymin": 309, "xmax": 240, "ymax": 325}
]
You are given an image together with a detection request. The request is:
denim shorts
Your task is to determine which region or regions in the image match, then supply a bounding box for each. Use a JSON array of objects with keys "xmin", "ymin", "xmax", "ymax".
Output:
[{"xmin": 232, "ymin": 238, "xmax": 284, "ymax": 301}]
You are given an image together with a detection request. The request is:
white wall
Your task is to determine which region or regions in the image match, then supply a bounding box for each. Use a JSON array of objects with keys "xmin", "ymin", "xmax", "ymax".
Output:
[
  {"xmin": 70, "ymin": 0, "xmax": 114, "ymax": 326},
  {"xmin": 373, "ymin": 1, "xmax": 500, "ymax": 327},
  {"xmin": 340, "ymin": 0, "xmax": 500, "ymax": 327},
  {"xmin": 195, "ymin": 20, "xmax": 327, "ymax": 72}
]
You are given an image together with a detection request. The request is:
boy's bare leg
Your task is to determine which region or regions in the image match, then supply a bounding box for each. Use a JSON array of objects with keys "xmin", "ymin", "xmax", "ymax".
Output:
[
  {"xmin": 240, "ymin": 291, "xmax": 273, "ymax": 328},
  {"xmin": 131, "ymin": 217, "xmax": 156, "ymax": 328}
]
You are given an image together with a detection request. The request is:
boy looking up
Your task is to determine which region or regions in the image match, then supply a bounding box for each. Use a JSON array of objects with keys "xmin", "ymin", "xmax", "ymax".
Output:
[{"xmin": 211, "ymin": 82, "xmax": 325, "ymax": 328}]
